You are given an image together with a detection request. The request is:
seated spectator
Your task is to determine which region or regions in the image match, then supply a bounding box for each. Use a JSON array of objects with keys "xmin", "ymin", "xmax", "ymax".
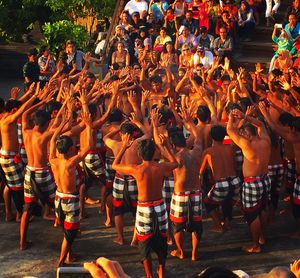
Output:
[
  {"xmin": 154, "ymin": 27, "xmax": 172, "ymax": 52},
  {"xmin": 193, "ymin": 46, "xmax": 214, "ymax": 68},
  {"xmin": 160, "ymin": 41, "xmax": 179, "ymax": 67},
  {"xmin": 149, "ymin": 0, "xmax": 169, "ymax": 23},
  {"xmin": 284, "ymin": 13, "xmax": 300, "ymax": 41},
  {"xmin": 273, "ymin": 49, "xmax": 293, "ymax": 72},
  {"xmin": 238, "ymin": 1, "xmax": 256, "ymax": 41},
  {"xmin": 111, "ymin": 41, "xmax": 130, "ymax": 68},
  {"xmin": 124, "ymin": 0, "xmax": 148, "ymax": 16},
  {"xmin": 213, "ymin": 27, "xmax": 234, "ymax": 61},
  {"xmin": 180, "ymin": 10, "xmax": 199, "ymax": 36},
  {"xmin": 175, "ymin": 25, "xmax": 198, "ymax": 52},
  {"xmin": 119, "ymin": 10, "xmax": 134, "ymax": 33},
  {"xmin": 179, "ymin": 43, "xmax": 194, "ymax": 68},
  {"xmin": 216, "ymin": 10, "xmax": 237, "ymax": 39},
  {"xmin": 222, "ymin": 0, "xmax": 239, "ymax": 20},
  {"xmin": 138, "ymin": 38, "xmax": 157, "ymax": 65},
  {"xmin": 285, "ymin": 0, "xmax": 300, "ymax": 26},
  {"xmin": 197, "ymin": 26, "xmax": 214, "ymax": 50}
]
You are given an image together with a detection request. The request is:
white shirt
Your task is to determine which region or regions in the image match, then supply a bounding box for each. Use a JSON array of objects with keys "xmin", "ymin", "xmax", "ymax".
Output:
[
  {"xmin": 124, "ymin": 0, "xmax": 148, "ymax": 15},
  {"xmin": 193, "ymin": 50, "xmax": 214, "ymax": 68}
]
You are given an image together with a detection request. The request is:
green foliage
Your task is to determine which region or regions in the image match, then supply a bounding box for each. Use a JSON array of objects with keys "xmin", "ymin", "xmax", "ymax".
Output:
[{"xmin": 42, "ymin": 20, "xmax": 89, "ymax": 55}]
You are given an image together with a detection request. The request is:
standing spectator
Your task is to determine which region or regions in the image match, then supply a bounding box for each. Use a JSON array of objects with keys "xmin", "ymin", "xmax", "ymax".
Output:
[
  {"xmin": 65, "ymin": 40, "xmax": 85, "ymax": 73},
  {"xmin": 265, "ymin": 0, "xmax": 280, "ymax": 26},
  {"xmin": 23, "ymin": 48, "xmax": 39, "ymax": 89},
  {"xmin": 238, "ymin": 1, "xmax": 256, "ymax": 41},
  {"xmin": 180, "ymin": 10, "xmax": 199, "ymax": 36},
  {"xmin": 124, "ymin": 0, "xmax": 148, "ymax": 16},
  {"xmin": 149, "ymin": 0, "xmax": 169, "ymax": 23},
  {"xmin": 38, "ymin": 45, "xmax": 56, "ymax": 88}
]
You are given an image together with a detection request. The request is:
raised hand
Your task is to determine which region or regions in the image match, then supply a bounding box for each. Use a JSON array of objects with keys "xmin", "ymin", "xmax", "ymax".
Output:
[
  {"xmin": 255, "ymin": 63, "xmax": 263, "ymax": 74},
  {"xmin": 141, "ymin": 90, "xmax": 151, "ymax": 104},
  {"xmin": 231, "ymin": 108, "xmax": 245, "ymax": 119},
  {"xmin": 129, "ymin": 112, "xmax": 141, "ymax": 126},
  {"xmin": 127, "ymin": 90, "xmax": 137, "ymax": 106},
  {"xmin": 150, "ymin": 108, "xmax": 161, "ymax": 127},
  {"xmin": 290, "ymin": 260, "xmax": 300, "ymax": 278},
  {"xmin": 122, "ymin": 133, "xmax": 133, "ymax": 149},
  {"xmin": 179, "ymin": 107, "xmax": 193, "ymax": 123},
  {"xmin": 81, "ymin": 111, "xmax": 92, "ymax": 127},
  {"xmin": 279, "ymin": 78, "xmax": 291, "ymax": 91},
  {"xmin": 10, "ymin": 87, "xmax": 21, "ymax": 100}
]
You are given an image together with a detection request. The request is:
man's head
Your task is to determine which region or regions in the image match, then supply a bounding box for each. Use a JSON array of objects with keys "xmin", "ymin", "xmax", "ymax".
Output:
[
  {"xmin": 291, "ymin": 116, "xmax": 300, "ymax": 133},
  {"xmin": 278, "ymin": 112, "xmax": 294, "ymax": 127},
  {"xmin": 197, "ymin": 46, "xmax": 206, "ymax": 57},
  {"xmin": 27, "ymin": 48, "xmax": 38, "ymax": 61},
  {"xmin": 56, "ymin": 135, "xmax": 74, "ymax": 154},
  {"xmin": 65, "ymin": 40, "xmax": 75, "ymax": 54},
  {"xmin": 200, "ymin": 26, "xmax": 208, "ymax": 37},
  {"xmin": 239, "ymin": 122, "xmax": 257, "ymax": 140},
  {"xmin": 46, "ymin": 100, "xmax": 62, "ymax": 117},
  {"xmin": 158, "ymin": 107, "xmax": 175, "ymax": 126},
  {"xmin": 210, "ymin": 125, "xmax": 226, "ymax": 142},
  {"xmin": 185, "ymin": 10, "xmax": 193, "ymax": 20},
  {"xmin": 294, "ymin": 0, "xmax": 300, "ymax": 9},
  {"xmin": 120, "ymin": 122, "xmax": 136, "ymax": 136},
  {"xmin": 169, "ymin": 129, "xmax": 187, "ymax": 148},
  {"xmin": 221, "ymin": 11, "xmax": 230, "ymax": 22},
  {"xmin": 5, "ymin": 99, "xmax": 21, "ymax": 113},
  {"xmin": 219, "ymin": 27, "xmax": 228, "ymax": 40},
  {"xmin": 144, "ymin": 38, "xmax": 152, "ymax": 50},
  {"xmin": 34, "ymin": 110, "xmax": 51, "ymax": 128},
  {"xmin": 138, "ymin": 139, "xmax": 155, "ymax": 161},
  {"xmin": 88, "ymin": 103, "xmax": 98, "ymax": 119},
  {"xmin": 149, "ymin": 75, "xmax": 162, "ymax": 92},
  {"xmin": 288, "ymin": 13, "xmax": 297, "ymax": 26},
  {"xmin": 108, "ymin": 108, "xmax": 123, "ymax": 123},
  {"xmin": 197, "ymin": 105, "xmax": 211, "ymax": 123}
]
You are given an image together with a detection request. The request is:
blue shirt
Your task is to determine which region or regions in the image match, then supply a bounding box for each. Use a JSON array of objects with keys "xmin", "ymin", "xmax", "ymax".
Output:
[
  {"xmin": 284, "ymin": 22, "xmax": 300, "ymax": 39},
  {"xmin": 151, "ymin": 1, "xmax": 169, "ymax": 22}
]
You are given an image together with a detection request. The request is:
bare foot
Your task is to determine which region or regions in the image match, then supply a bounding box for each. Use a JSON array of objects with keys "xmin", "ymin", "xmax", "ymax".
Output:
[
  {"xmin": 259, "ymin": 236, "xmax": 265, "ymax": 245},
  {"xmin": 113, "ymin": 237, "xmax": 124, "ymax": 245},
  {"xmin": 167, "ymin": 238, "xmax": 174, "ymax": 246},
  {"xmin": 192, "ymin": 253, "xmax": 200, "ymax": 261},
  {"xmin": 283, "ymin": 195, "xmax": 291, "ymax": 202},
  {"xmin": 130, "ymin": 239, "xmax": 138, "ymax": 247},
  {"xmin": 104, "ymin": 220, "xmax": 114, "ymax": 227},
  {"xmin": 65, "ymin": 252, "xmax": 78, "ymax": 264},
  {"xmin": 20, "ymin": 241, "xmax": 32, "ymax": 251},
  {"xmin": 43, "ymin": 214, "xmax": 56, "ymax": 221},
  {"xmin": 53, "ymin": 218, "xmax": 60, "ymax": 228},
  {"xmin": 16, "ymin": 212, "xmax": 22, "ymax": 222},
  {"xmin": 170, "ymin": 249, "xmax": 184, "ymax": 259},
  {"xmin": 242, "ymin": 244, "xmax": 261, "ymax": 253},
  {"xmin": 85, "ymin": 197, "xmax": 100, "ymax": 205}
]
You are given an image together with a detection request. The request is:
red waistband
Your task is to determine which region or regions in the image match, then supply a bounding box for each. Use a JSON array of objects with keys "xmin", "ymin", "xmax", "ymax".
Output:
[
  {"xmin": 244, "ymin": 174, "xmax": 268, "ymax": 183},
  {"xmin": 138, "ymin": 198, "xmax": 164, "ymax": 207}
]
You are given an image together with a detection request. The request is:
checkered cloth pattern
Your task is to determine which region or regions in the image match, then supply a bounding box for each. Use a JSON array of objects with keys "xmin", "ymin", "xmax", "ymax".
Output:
[
  {"xmin": 105, "ymin": 155, "xmax": 115, "ymax": 188},
  {"xmin": 235, "ymin": 149, "xmax": 243, "ymax": 176},
  {"xmin": 170, "ymin": 190, "xmax": 202, "ymax": 223},
  {"xmin": 285, "ymin": 160, "xmax": 296, "ymax": 189},
  {"xmin": 0, "ymin": 149, "xmax": 24, "ymax": 190},
  {"xmin": 293, "ymin": 176, "xmax": 300, "ymax": 205},
  {"xmin": 24, "ymin": 165, "xmax": 56, "ymax": 203},
  {"xmin": 268, "ymin": 164, "xmax": 284, "ymax": 193},
  {"xmin": 242, "ymin": 175, "xmax": 271, "ymax": 209},
  {"xmin": 17, "ymin": 119, "xmax": 28, "ymax": 165},
  {"xmin": 135, "ymin": 199, "xmax": 168, "ymax": 241},
  {"xmin": 75, "ymin": 166, "xmax": 84, "ymax": 187},
  {"xmin": 84, "ymin": 151, "xmax": 105, "ymax": 178},
  {"xmin": 55, "ymin": 191, "xmax": 80, "ymax": 230},
  {"xmin": 112, "ymin": 173, "xmax": 138, "ymax": 207},
  {"xmin": 162, "ymin": 176, "xmax": 174, "ymax": 210},
  {"xmin": 207, "ymin": 176, "xmax": 241, "ymax": 203}
]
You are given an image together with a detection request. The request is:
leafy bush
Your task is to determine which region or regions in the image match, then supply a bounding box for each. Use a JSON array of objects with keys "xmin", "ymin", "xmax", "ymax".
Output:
[{"xmin": 42, "ymin": 20, "xmax": 89, "ymax": 55}]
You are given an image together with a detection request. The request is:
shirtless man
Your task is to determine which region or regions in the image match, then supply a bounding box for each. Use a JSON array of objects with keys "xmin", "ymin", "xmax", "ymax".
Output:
[
  {"xmin": 112, "ymin": 133, "xmax": 178, "ymax": 278},
  {"xmin": 169, "ymin": 109, "xmax": 203, "ymax": 261},
  {"xmin": 49, "ymin": 110, "xmax": 92, "ymax": 266},
  {"xmin": 101, "ymin": 108, "xmax": 123, "ymax": 227},
  {"xmin": 200, "ymin": 125, "xmax": 241, "ymax": 232},
  {"xmin": 104, "ymin": 122, "xmax": 142, "ymax": 245},
  {"xmin": 0, "ymin": 92, "xmax": 38, "ymax": 221},
  {"xmin": 259, "ymin": 102, "xmax": 300, "ymax": 238},
  {"xmin": 20, "ymin": 98, "xmax": 58, "ymax": 250},
  {"xmin": 227, "ymin": 109, "xmax": 271, "ymax": 253}
]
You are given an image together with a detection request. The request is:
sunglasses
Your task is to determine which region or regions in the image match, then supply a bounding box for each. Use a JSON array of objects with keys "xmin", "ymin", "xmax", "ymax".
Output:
[{"xmin": 182, "ymin": 49, "xmax": 189, "ymax": 51}]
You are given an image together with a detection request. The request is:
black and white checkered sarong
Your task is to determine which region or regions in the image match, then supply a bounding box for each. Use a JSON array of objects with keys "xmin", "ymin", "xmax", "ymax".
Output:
[
  {"xmin": 105, "ymin": 155, "xmax": 115, "ymax": 188},
  {"xmin": 84, "ymin": 151, "xmax": 105, "ymax": 178},
  {"xmin": 162, "ymin": 176, "xmax": 174, "ymax": 210}
]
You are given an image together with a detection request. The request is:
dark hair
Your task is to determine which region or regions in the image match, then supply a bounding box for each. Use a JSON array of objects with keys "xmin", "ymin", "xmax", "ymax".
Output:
[
  {"xmin": 138, "ymin": 139, "xmax": 155, "ymax": 161},
  {"xmin": 110, "ymin": 74, "xmax": 120, "ymax": 81},
  {"xmin": 46, "ymin": 100, "xmax": 62, "ymax": 114},
  {"xmin": 239, "ymin": 97, "xmax": 251, "ymax": 108},
  {"xmin": 225, "ymin": 102, "xmax": 242, "ymax": 114},
  {"xmin": 241, "ymin": 122, "xmax": 257, "ymax": 136},
  {"xmin": 169, "ymin": 130, "xmax": 186, "ymax": 147},
  {"xmin": 210, "ymin": 125, "xmax": 226, "ymax": 142},
  {"xmin": 158, "ymin": 107, "xmax": 175, "ymax": 125},
  {"xmin": 149, "ymin": 75, "xmax": 162, "ymax": 84},
  {"xmin": 162, "ymin": 41, "xmax": 174, "ymax": 53},
  {"xmin": 5, "ymin": 99, "xmax": 21, "ymax": 113},
  {"xmin": 111, "ymin": 63, "xmax": 120, "ymax": 70},
  {"xmin": 278, "ymin": 112, "xmax": 294, "ymax": 126},
  {"xmin": 197, "ymin": 105, "xmax": 211, "ymax": 123},
  {"xmin": 88, "ymin": 103, "xmax": 97, "ymax": 117},
  {"xmin": 271, "ymin": 69, "xmax": 283, "ymax": 77},
  {"xmin": 108, "ymin": 108, "xmax": 123, "ymax": 122},
  {"xmin": 196, "ymin": 266, "xmax": 238, "ymax": 278},
  {"xmin": 160, "ymin": 26, "xmax": 167, "ymax": 32},
  {"xmin": 34, "ymin": 110, "xmax": 51, "ymax": 127},
  {"xmin": 120, "ymin": 122, "xmax": 136, "ymax": 135},
  {"xmin": 193, "ymin": 75, "xmax": 203, "ymax": 85},
  {"xmin": 291, "ymin": 116, "xmax": 300, "ymax": 132},
  {"xmin": 39, "ymin": 45, "xmax": 49, "ymax": 55},
  {"xmin": 56, "ymin": 135, "xmax": 73, "ymax": 154},
  {"xmin": 221, "ymin": 74, "xmax": 231, "ymax": 82}
]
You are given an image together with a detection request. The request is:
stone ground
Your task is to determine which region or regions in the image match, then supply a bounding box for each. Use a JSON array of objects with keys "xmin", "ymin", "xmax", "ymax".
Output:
[{"xmin": 0, "ymin": 185, "xmax": 299, "ymax": 278}]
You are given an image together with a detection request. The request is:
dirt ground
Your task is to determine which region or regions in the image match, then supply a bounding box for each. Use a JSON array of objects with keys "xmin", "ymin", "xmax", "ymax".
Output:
[{"xmin": 0, "ymin": 189, "xmax": 299, "ymax": 278}]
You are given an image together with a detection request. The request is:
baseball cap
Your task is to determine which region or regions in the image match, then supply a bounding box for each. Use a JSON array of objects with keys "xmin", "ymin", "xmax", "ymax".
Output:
[
  {"xmin": 144, "ymin": 38, "xmax": 152, "ymax": 46},
  {"xmin": 132, "ymin": 11, "xmax": 140, "ymax": 17},
  {"xmin": 197, "ymin": 46, "xmax": 205, "ymax": 52}
]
